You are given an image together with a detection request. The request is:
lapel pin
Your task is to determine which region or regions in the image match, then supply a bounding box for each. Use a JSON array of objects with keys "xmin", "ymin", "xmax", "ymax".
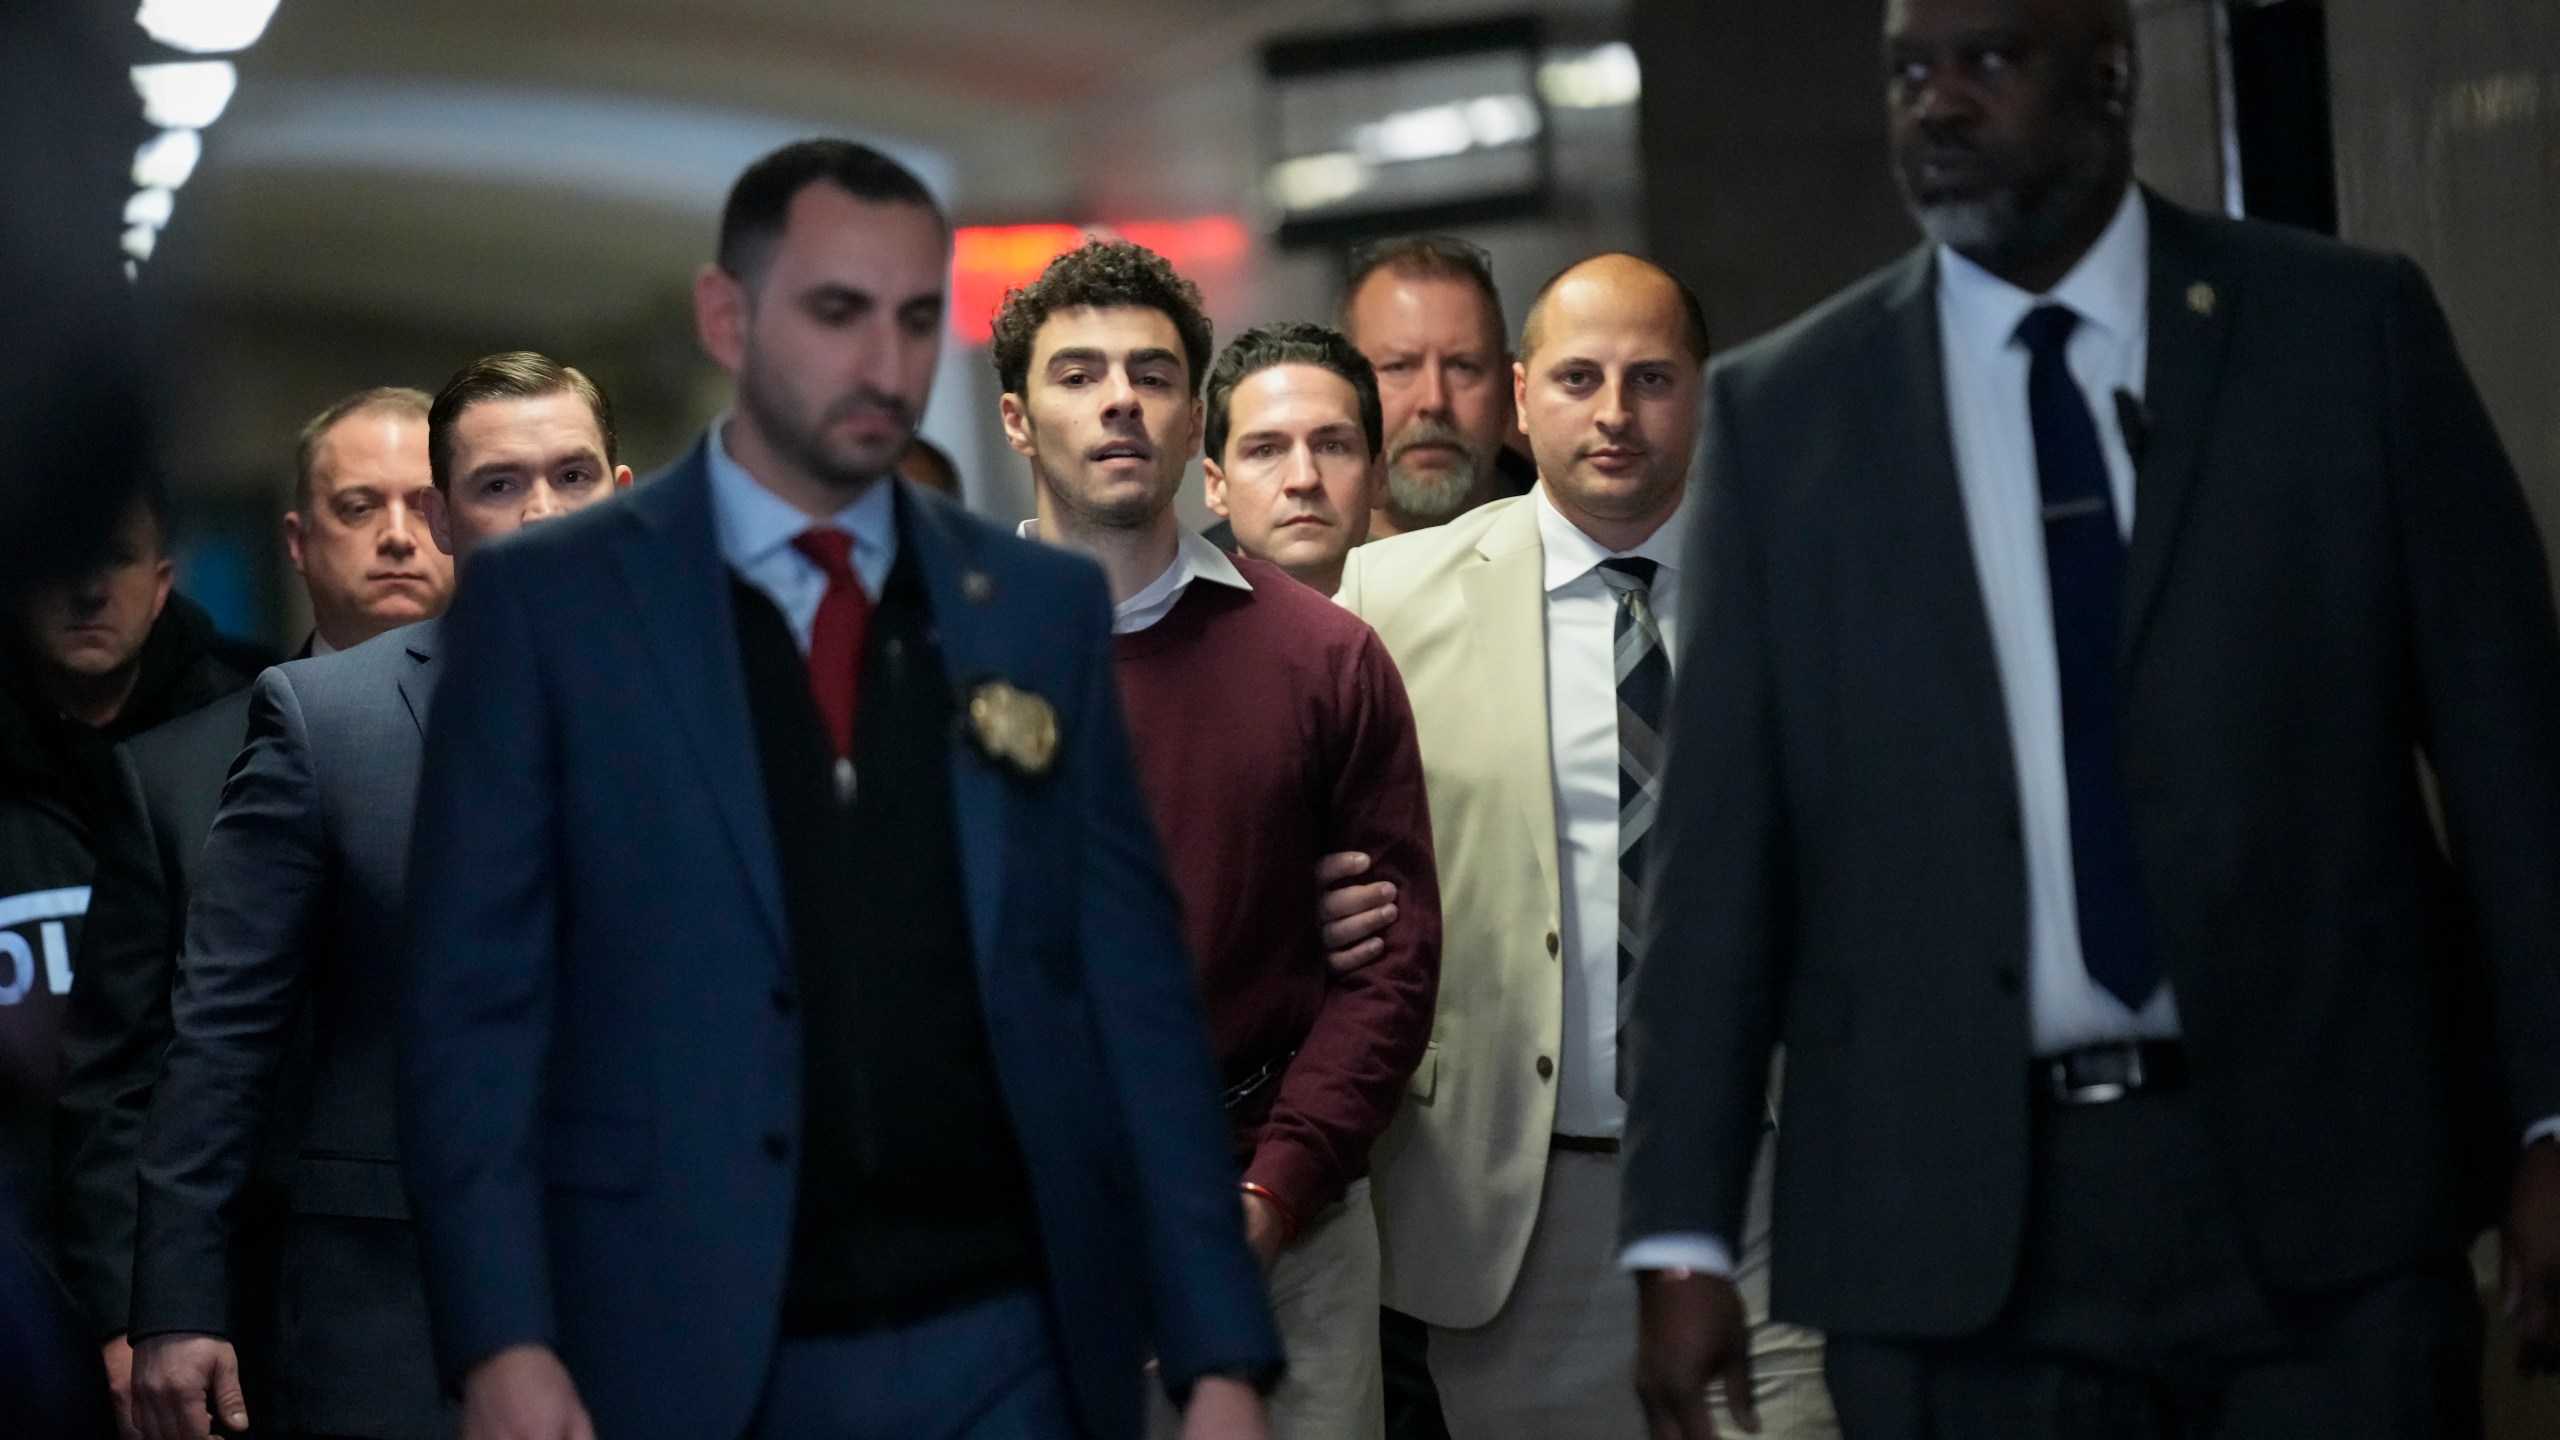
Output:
[
  {"xmin": 964, "ymin": 678, "xmax": 1058, "ymax": 779},
  {"xmin": 2187, "ymin": 282, "xmax": 2217, "ymax": 317},
  {"xmin": 962, "ymin": 570, "xmax": 994, "ymax": 603}
]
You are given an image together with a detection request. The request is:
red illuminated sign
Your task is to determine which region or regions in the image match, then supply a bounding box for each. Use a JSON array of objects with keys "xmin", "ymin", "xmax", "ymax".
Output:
[{"xmin": 950, "ymin": 217, "xmax": 1251, "ymax": 345}]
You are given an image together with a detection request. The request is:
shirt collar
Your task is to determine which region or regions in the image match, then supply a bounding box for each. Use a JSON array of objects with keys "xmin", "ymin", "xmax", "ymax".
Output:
[
  {"xmin": 1015, "ymin": 518, "xmax": 1251, "ymax": 631},
  {"xmin": 706, "ymin": 417, "xmax": 896, "ymax": 574},
  {"xmin": 1537, "ymin": 482, "xmax": 1695, "ymax": 595},
  {"xmin": 1937, "ymin": 183, "xmax": 2149, "ymax": 356}
]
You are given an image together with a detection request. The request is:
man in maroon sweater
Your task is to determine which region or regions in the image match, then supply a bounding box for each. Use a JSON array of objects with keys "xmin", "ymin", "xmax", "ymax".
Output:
[{"xmin": 992, "ymin": 242, "xmax": 1441, "ymax": 1440}]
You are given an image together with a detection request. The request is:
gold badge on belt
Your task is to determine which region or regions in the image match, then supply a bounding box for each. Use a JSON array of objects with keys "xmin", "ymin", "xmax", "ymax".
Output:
[{"xmin": 964, "ymin": 678, "xmax": 1059, "ymax": 779}]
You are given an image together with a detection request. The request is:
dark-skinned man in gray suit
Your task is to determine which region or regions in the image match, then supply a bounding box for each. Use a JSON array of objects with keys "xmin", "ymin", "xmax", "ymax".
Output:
[
  {"xmin": 126, "ymin": 354, "xmax": 629, "ymax": 1440},
  {"xmin": 1622, "ymin": 1, "xmax": 2560, "ymax": 1437}
]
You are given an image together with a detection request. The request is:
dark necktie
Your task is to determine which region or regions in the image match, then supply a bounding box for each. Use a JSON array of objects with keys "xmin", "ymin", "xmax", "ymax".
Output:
[
  {"xmin": 790, "ymin": 528, "xmax": 872, "ymax": 801},
  {"xmin": 2018, "ymin": 304, "xmax": 2160, "ymax": 1012},
  {"xmin": 1598, "ymin": 556, "xmax": 1669, "ymax": 1093}
]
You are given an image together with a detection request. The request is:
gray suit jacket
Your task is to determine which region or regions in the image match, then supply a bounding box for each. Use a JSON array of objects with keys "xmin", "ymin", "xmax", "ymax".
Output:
[
  {"xmin": 131, "ymin": 622, "xmax": 448, "ymax": 1437},
  {"xmin": 1622, "ymin": 193, "xmax": 2560, "ymax": 1341}
]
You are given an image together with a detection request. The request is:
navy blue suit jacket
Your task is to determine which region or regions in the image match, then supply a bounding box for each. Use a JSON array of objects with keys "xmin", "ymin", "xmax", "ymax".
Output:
[{"xmin": 397, "ymin": 448, "xmax": 1279, "ymax": 1439}]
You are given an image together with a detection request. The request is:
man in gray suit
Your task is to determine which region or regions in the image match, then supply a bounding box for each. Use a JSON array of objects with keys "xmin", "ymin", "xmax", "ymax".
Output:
[
  {"xmin": 54, "ymin": 384, "xmax": 451, "ymax": 1436},
  {"xmin": 1623, "ymin": 1, "xmax": 2560, "ymax": 1437},
  {"xmin": 128, "ymin": 354, "xmax": 629, "ymax": 1440}
]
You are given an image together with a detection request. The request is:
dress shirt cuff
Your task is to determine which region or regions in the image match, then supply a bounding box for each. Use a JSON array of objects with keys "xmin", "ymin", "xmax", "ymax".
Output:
[
  {"xmin": 2526, "ymin": 1116, "xmax": 2560, "ymax": 1150},
  {"xmin": 1619, "ymin": 1233, "xmax": 1736, "ymax": 1277}
]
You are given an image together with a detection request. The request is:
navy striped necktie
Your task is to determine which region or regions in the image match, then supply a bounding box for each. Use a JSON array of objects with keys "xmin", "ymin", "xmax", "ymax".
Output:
[
  {"xmin": 1599, "ymin": 556, "xmax": 1669, "ymax": 1094},
  {"xmin": 2018, "ymin": 303, "xmax": 2161, "ymax": 1012}
]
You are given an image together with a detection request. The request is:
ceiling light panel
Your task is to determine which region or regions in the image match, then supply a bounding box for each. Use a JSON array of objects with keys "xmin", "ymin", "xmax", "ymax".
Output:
[
  {"xmin": 136, "ymin": 0, "xmax": 283, "ymax": 55},
  {"xmin": 132, "ymin": 61, "xmax": 239, "ymax": 128}
]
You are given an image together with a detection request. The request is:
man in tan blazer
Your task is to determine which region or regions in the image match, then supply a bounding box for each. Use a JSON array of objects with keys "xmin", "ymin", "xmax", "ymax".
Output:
[{"xmin": 1339, "ymin": 254, "xmax": 1831, "ymax": 1438}]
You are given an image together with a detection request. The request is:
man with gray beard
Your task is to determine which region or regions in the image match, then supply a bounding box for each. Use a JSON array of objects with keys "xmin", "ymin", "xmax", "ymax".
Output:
[
  {"xmin": 1622, "ymin": 0, "xmax": 2560, "ymax": 1436},
  {"xmin": 1338, "ymin": 238, "xmax": 1535, "ymax": 541}
]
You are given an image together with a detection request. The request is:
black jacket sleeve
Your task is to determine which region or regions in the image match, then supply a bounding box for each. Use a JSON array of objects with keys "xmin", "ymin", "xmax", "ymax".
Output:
[{"xmin": 49, "ymin": 746, "xmax": 173, "ymax": 1339}]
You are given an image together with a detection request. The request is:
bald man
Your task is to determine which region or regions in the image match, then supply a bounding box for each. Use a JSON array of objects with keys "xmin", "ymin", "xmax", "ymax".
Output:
[
  {"xmin": 1338, "ymin": 255, "xmax": 1834, "ymax": 1438},
  {"xmin": 1624, "ymin": 0, "xmax": 2560, "ymax": 1436}
]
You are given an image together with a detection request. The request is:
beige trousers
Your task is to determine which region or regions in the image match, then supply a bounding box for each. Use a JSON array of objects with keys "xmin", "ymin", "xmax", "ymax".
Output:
[
  {"xmin": 1427, "ymin": 1146, "xmax": 1836, "ymax": 1440},
  {"xmin": 1151, "ymin": 1178, "xmax": 1385, "ymax": 1440}
]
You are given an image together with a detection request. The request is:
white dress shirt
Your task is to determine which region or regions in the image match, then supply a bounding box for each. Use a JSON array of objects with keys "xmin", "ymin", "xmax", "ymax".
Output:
[
  {"xmin": 1016, "ymin": 519, "xmax": 1251, "ymax": 634},
  {"xmin": 1539, "ymin": 484, "xmax": 1692, "ymax": 1141},
  {"xmin": 708, "ymin": 419, "xmax": 897, "ymax": 652},
  {"xmin": 1623, "ymin": 187, "xmax": 2163, "ymax": 1278},
  {"xmin": 1938, "ymin": 184, "xmax": 2187, "ymax": 1057}
]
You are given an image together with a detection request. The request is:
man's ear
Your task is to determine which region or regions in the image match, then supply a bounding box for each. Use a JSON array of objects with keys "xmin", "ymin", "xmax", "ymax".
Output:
[
  {"xmin": 999, "ymin": 392, "xmax": 1040, "ymax": 462},
  {"xmin": 1513, "ymin": 358, "xmax": 1531, "ymax": 425},
  {"xmin": 282, "ymin": 510, "xmax": 309, "ymax": 576},
  {"xmin": 694, "ymin": 263, "xmax": 750, "ymax": 375},
  {"xmin": 422, "ymin": 487, "xmax": 457, "ymax": 559},
  {"xmin": 1185, "ymin": 397, "xmax": 1206, "ymax": 462},
  {"xmin": 2098, "ymin": 39, "xmax": 2137, "ymax": 114},
  {"xmin": 147, "ymin": 556, "xmax": 173, "ymax": 625},
  {"xmin": 613, "ymin": 465, "xmax": 635, "ymax": 491},
  {"xmin": 1202, "ymin": 457, "xmax": 1231, "ymax": 519}
]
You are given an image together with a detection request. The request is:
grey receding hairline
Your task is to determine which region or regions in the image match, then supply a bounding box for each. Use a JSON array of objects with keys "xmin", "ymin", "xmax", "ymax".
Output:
[{"xmin": 293, "ymin": 386, "xmax": 434, "ymax": 514}]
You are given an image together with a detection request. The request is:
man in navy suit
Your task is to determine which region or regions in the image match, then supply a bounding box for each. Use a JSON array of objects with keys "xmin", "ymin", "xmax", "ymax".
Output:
[
  {"xmin": 398, "ymin": 141, "xmax": 1283, "ymax": 1440},
  {"xmin": 1624, "ymin": 1, "xmax": 2560, "ymax": 1436}
]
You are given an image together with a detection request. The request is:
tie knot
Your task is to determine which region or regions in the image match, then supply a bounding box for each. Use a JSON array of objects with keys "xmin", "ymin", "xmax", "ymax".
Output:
[
  {"xmin": 1599, "ymin": 557, "xmax": 1660, "ymax": 594},
  {"xmin": 2015, "ymin": 303, "xmax": 2080, "ymax": 358},
  {"xmin": 790, "ymin": 527, "xmax": 857, "ymax": 582}
]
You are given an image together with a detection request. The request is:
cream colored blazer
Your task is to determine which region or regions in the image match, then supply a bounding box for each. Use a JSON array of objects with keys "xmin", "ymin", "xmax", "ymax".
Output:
[{"xmin": 1336, "ymin": 495, "xmax": 1563, "ymax": 1328}]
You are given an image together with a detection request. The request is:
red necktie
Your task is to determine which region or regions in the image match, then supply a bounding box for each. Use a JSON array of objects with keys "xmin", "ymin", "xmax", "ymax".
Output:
[{"xmin": 789, "ymin": 528, "xmax": 872, "ymax": 763}]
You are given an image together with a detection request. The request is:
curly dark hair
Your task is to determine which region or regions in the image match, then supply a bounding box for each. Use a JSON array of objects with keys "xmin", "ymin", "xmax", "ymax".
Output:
[
  {"xmin": 1204, "ymin": 322, "xmax": 1382, "ymax": 464},
  {"xmin": 989, "ymin": 239, "xmax": 1213, "ymax": 399}
]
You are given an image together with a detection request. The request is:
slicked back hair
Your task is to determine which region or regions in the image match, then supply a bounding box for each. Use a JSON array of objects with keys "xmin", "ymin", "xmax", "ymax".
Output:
[
  {"xmin": 1519, "ymin": 255, "xmax": 1713, "ymax": 367},
  {"xmin": 1338, "ymin": 234, "xmax": 1509, "ymax": 354},
  {"xmin": 427, "ymin": 352, "xmax": 618, "ymax": 492},
  {"xmin": 718, "ymin": 138, "xmax": 946, "ymax": 293},
  {"xmin": 293, "ymin": 386, "xmax": 432, "ymax": 513},
  {"xmin": 989, "ymin": 240, "xmax": 1214, "ymax": 399},
  {"xmin": 1204, "ymin": 322, "xmax": 1383, "ymax": 464}
]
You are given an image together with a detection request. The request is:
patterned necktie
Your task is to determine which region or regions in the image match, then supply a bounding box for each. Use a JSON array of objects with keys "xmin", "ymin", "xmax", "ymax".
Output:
[
  {"xmin": 2017, "ymin": 304, "xmax": 2161, "ymax": 1011},
  {"xmin": 789, "ymin": 528, "xmax": 873, "ymax": 803},
  {"xmin": 1598, "ymin": 557, "xmax": 1669, "ymax": 1094}
]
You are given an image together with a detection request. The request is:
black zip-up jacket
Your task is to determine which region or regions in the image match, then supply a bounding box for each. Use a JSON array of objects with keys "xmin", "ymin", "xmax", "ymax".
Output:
[{"xmin": 0, "ymin": 594, "xmax": 254, "ymax": 1255}]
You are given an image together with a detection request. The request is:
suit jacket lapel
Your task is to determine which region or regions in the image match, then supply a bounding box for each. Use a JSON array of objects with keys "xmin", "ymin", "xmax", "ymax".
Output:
[
  {"xmin": 2122, "ymin": 191, "xmax": 2237, "ymax": 662},
  {"xmin": 394, "ymin": 620, "xmax": 439, "ymax": 739},
  {"xmin": 1880, "ymin": 248, "xmax": 2015, "ymax": 739},
  {"xmin": 900, "ymin": 488, "xmax": 1008, "ymax": 982},
  {"xmin": 1462, "ymin": 501, "xmax": 1563, "ymax": 911},
  {"xmin": 611, "ymin": 447, "xmax": 789, "ymax": 957}
]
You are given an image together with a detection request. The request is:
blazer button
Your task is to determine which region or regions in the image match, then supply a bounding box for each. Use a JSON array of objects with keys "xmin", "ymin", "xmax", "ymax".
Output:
[
  {"xmin": 762, "ymin": 1132, "xmax": 791, "ymax": 1161},
  {"xmin": 1545, "ymin": 931, "xmax": 1560, "ymax": 958},
  {"xmin": 1536, "ymin": 1056, "xmax": 1555, "ymax": 1080},
  {"xmin": 1993, "ymin": 969, "xmax": 2022, "ymax": 996}
]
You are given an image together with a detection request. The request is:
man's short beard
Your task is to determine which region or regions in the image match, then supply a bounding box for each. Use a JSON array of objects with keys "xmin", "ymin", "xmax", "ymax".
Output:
[
  {"xmin": 1904, "ymin": 124, "xmax": 2118, "ymax": 279},
  {"xmin": 1383, "ymin": 420, "xmax": 1481, "ymax": 521},
  {"xmin": 1049, "ymin": 480, "xmax": 1167, "ymax": 532},
  {"xmin": 737, "ymin": 355, "xmax": 906, "ymax": 492},
  {"xmin": 1037, "ymin": 444, "xmax": 1181, "ymax": 534}
]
